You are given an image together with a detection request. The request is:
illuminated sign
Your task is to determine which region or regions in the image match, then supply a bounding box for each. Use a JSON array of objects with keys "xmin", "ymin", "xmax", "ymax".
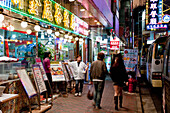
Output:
[
  {"xmin": 42, "ymin": 0, "xmax": 53, "ymax": 22},
  {"xmin": 110, "ymin": 37, "xmax": 119, "ymax": 50},
  {"xmin": 63, "ymin": 9, "xmax": 70, "ymax": 28},
  {"xmin": 28, "ymin": 0, "xmax": 42, "ymax": 15},
  {"xmin": 54, "ymin": 3, "xmax": 63, "ymax": 25},
  {"xmin": 70, "ymin": 14, "xmax": 75, "ymax": 30},
  {"xmin": 163, "ymin": 15, "xmax": 170, "ymax": 23},
  {"xmin": 146, "ymin": 24, "xmax": 167, "ymax": 30},
  {"xmin": 0, "ymin": 0, "xmax": 89, "ymax": 36},
  {"xmin": 146, "ymin": 0, "xmax": 167, "ymax": 30},
  {"xmin": 11, "ymin": 0, "xmax": 24, "ymax": 9}
]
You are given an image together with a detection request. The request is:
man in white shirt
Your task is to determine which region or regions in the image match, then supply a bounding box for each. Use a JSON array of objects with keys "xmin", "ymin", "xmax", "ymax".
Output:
[{"xmin": 68, "ymin": 55, "xmax": 88, "ymax": 97}]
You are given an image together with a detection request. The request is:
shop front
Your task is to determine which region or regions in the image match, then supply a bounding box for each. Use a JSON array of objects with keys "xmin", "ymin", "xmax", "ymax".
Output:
[{"xmin": 0, "ymin": 0, "xmax": 88, "ymax": 112}]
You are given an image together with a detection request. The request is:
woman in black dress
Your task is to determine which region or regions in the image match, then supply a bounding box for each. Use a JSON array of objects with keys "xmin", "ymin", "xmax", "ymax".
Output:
[{"xmin": 110, "ymin": 53, "xmax": 128, "ymax": 110}]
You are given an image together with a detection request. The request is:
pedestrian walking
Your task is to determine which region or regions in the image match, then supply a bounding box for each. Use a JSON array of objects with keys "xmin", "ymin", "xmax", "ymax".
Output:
[
  {"xmin": 90, "ymin": 52, "xmax": 108, "ymax": 110},
  {"xmin": 110, "ymin": 53, "xmax": 128, "ymax": 110},
  {"xmin": 67, "ymin": 55, "xmax": 88, "ymax": 97},
  {"xmin": 43, "ymin": 51, "xmax": 52, "ymax": 98}
]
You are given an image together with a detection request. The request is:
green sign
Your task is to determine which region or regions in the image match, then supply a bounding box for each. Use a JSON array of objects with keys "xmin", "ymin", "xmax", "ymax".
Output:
[{"xmin": 0, "ymin": 0, "xmax": 88, "ymax": 37}]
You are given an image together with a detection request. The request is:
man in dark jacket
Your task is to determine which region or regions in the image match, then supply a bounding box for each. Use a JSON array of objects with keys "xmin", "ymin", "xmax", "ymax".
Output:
[{"xmin": 90, "ymin": 52, "xmax": 108, "ymax": 110}]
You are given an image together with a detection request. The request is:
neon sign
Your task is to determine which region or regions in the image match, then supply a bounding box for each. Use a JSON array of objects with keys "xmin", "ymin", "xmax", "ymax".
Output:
[
  {"xmin": 163, "ymin": 15, "xmax": 170, "ymax": 23},
  {"xmin": 54, "ymin": 3, "xmax": 63, "ymax": 25},
  {"xmin": 28, "ymin": 0, "xmax": 41, "ymax": 15},
  {"xmin": 0, "ymin": 0, "xmax": 89, "ymax": 36},
  {"xmin": 63, "ymin": 9, "xmax": 70, "ymax": 28},
  {"xmin": 146, "ymin": 0, "xmax": 167, "ymax": 30},
  {"xmin": 42, "ymin": 0, "xmax": 53, "ymax": 22}
]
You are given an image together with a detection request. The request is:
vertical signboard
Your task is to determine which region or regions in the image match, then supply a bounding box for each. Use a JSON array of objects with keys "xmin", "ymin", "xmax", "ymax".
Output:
[
  {"xmin": 146, "ymin": 0, "xmax": 168, "ymax": 30},
  {"xmin": 124, "ymin": 49, "xmax": 138, "ymax": 72}
]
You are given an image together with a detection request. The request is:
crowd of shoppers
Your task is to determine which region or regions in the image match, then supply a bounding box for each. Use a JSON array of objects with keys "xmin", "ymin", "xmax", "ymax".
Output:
[{"xmin": 42, "ymin": 51, "xmax": 134, "ymax": 111}]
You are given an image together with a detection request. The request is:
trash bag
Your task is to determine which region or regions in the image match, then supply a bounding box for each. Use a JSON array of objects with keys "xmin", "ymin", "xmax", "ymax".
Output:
[{"xmin": 87, "ymin": 85, "xmax": 93, "ymax": 100}]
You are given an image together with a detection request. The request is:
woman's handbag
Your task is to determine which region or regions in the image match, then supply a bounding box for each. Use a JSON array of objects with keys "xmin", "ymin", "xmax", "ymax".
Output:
[{"xmin": 87, "ymin": 85, "xmax": 94, "ymax": 100}]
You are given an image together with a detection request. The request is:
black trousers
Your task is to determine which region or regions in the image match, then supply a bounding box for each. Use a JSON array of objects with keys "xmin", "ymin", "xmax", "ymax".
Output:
[
  {"xmin": 44, "ymin": 73, "xmax": 52, "ymax": 97},
  {"xmin": 75, "ymin": 80, "xmax": 84, "ymax": 93}
]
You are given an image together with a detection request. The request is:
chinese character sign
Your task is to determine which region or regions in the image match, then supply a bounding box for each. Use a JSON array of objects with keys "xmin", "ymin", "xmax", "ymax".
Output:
[{"xmin": 146, "ymin": 0, "xmax": 167, "ymax": 30}]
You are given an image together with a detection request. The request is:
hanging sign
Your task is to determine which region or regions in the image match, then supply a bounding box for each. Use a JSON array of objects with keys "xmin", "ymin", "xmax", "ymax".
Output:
[{"xmin": 146, "ymin": 0, "xmax": 168, "ymax": 30}]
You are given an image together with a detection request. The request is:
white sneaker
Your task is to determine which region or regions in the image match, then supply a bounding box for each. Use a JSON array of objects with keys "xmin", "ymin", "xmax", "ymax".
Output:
[
  {"xmin": 75, "ymin": 93, "xmax": 78, "ymax": 97},
  {"xmin": 79, "ymin": 92, "xmax": 82, "ymax": 97}
]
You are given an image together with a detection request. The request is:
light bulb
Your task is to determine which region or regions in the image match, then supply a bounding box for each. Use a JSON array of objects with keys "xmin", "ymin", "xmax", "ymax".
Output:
[
  {"xmin": 69, "ymin": 36, "xmax": 73, "ymax": 39},
  {"xmin": 64, "ymin": 34, "xmax": 68, "ymax": 38},
  {"xmin": 0, "ymin": 14, "xmax": 4, "ymax": 22},
  {"xmin": 79, "ymin": 38, "xmax": 83, "ymax": 42},
  {"xmin": 75, "ymin": 37, "xmax": 79, "ymax": 41},
  {"xmin": 47, "ymin": 29, "xmax": 52, "ymax": 34},
  {"xmin": 26, "ymin": 29, "xmax": 32, "ymax": 34},
  {"xmin": 68, "ymin": 39, "xmax": 71, "ymax": 42},
  {"xmin": 69, "ymin": 0, "xmax": 75, "ymax": 2},
  {"xmin": 60, "ymin": 37, "xmax": 64, "ymax": 40},
  {"xmin": 7, "ymin": 25, "xmax": 14, "ymax": 31},
  {"xmin": 21, "ymin": 21, "xmax": 28, "ymax": 28},
  {"xmin": 12, "ymin": 35, "xmax": 16, "ymax": 39},
  {"xmin": 34, "ymin": 25, "xmax": 40, "ymax": 31},
  {"xmin": 55, "ymin": 31, "xmax": 60, "ymax": 36}
]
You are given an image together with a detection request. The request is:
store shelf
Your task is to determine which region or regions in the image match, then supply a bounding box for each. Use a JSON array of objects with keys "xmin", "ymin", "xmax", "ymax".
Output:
[
  {"xmin": 0, "ymin": 79, "xmax": 20, "ymax": 85},
  {"xmin": 0, "ymin": 94, "xmax": 19, "ymax": 103}
]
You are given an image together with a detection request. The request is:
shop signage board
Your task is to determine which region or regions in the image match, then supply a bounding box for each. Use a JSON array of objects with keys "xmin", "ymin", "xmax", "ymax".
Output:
[
  {"xmin": 110, "ymin": 36, "xmax": 119, "ymax": 50},
  {"xmin": 32, "ymin": 65, "xmax": 47, "ymax": 94},
  {"xmin": 0, "ymin": 0, "xmax": 88, "ymax": 36},
  {"xmin": 50, "ymin": 61, "xmax": 65, "ymax": 82},
  {"xmin": 16, "ymin": 68, "xmax": 37, "ymax": 98},
  {"xmin": 35, "ymin": 58, "xmax": 48, "ymax": 81},
  {"xmin": 123, "ymin": 49, "xmax": 138, "ymax": 72},
  {"xmin": 146, "ymin": 0, "xmax": 168, "ymax": 30}
]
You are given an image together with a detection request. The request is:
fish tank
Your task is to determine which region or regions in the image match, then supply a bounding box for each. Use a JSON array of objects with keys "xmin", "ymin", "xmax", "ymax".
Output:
[{"xmin": 0, "ymin": 62, "xmax": 24, "ymax": 81}]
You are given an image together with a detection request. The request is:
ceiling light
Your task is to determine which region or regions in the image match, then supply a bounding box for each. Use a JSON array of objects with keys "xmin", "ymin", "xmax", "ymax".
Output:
[
  {"xmin": 7, "ymin": 24, "xmax": 14, "ymax": 31},
  {"xmin": 94, "ymin": 20, "xmax": 97, "ymax": 22},
  {"xmin": 97, "ymin": 22, "xmax": 100, "ymax": 25},
  {"xmin": 26, "ymin": 29, "xmax": 32, "ymax": 34},
  {"xmin": 21, "ymin": 21, "xmax": 28, "ymax": 28},
  {"xmin": 79, "ymin": 38, "xmax": 83, "ymax": 42},
  {"xmin": 0, "ymin": 14, "xmax": 4, "ymax": 22},
  {"xmin": 69, "ymin": 0, "xmax": 74, "ymax": 1},
  {"xmin": 80, "ymin": 9, "xmax": 85, "ymax": 12},
  {"xmin": 60, "ymin": 37, "xmax": 64, "ymax": 41},
  {"xmin": 75, "ymin": 37, "xmax": 79, "ymax": 41},
  {"xmin": 68, "ymin": 39, "xmax": 71, "ymax": 43},
  {"xmin": 64, "ymin": 34, "xmax": 69, "ymax": 38},
  {"xmin": 55, "ymin": 31, "xmax": 60, "ymax": 36},
  {"xmin": 34, "ymin": 25, "xmax": 40, "ymax": 31},
  {"xmin": 47, "ymin": 29, "xmax": 52, "ymax": 34},
  {"xmin": 12, "ymin": 35, "xmax": 16, "ymax": 39},
  {"xmin": 69, "ymin": 35, "xmax": 73, "ymax": 39}
]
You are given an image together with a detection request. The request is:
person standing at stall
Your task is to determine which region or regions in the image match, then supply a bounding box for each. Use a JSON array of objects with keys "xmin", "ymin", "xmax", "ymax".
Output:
[
  {"xmin": 43, "ymin": 51, "xmax": 52, "ymax": 97},
  {"xmin": 67, "ymin": 55, "xmax": 88, "ymax": 97},
  {"xmin": 110, "ymin": 53, "xmax": 128, "ymax": 110},
  {"xmin": 90, "ymin": 52, "xmax": 108, "ymax": 110}
]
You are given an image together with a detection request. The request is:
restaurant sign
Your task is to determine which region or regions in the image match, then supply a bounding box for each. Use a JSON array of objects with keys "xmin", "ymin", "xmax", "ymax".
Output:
[
  {"xmin": 146, "ymin": 0, "xmax": 168, "ymax": 31},
  {"xmin": 0, "ymin": 0, "xmax": 88, "ymax": 36}
]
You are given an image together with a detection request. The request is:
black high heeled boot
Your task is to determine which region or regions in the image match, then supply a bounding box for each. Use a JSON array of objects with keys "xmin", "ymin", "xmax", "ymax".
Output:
[
  {"xmin": 114, "ymin": 96, "xmax": 118, "ymax": 110},
  {"xmin": 119, "ymin": 96, "xmax": 123, "ymax": 108}
]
